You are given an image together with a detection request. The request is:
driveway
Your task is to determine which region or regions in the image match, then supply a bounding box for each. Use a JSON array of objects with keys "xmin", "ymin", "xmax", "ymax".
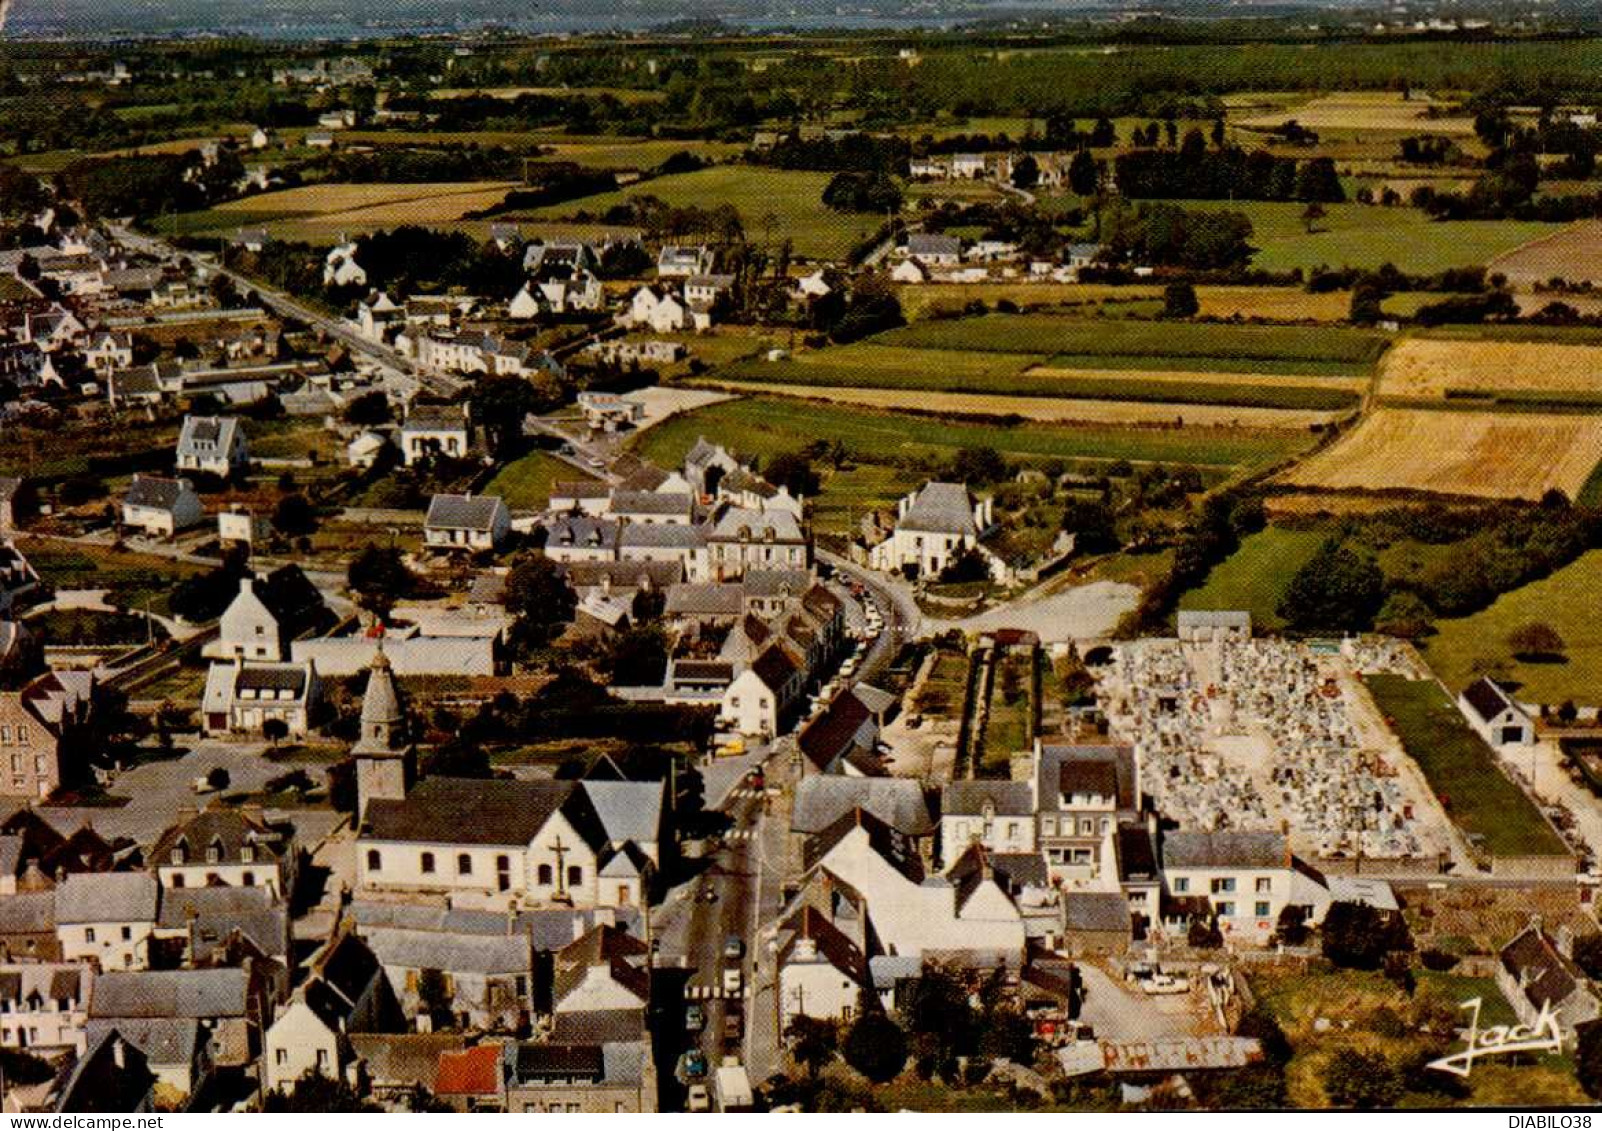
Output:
[
  {"xmin": 1075, "ymin": 962, "xmax": 1206, "ymax": 1041},
  {"xmin": 937, "ymin": 580, "xmax": 1140, "ymax": 644}
]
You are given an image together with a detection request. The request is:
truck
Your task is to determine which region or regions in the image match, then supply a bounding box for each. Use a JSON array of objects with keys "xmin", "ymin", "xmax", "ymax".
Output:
[{"xmin": 713, "ymin": 1059, "xmax": 754, "ymax": 1112}]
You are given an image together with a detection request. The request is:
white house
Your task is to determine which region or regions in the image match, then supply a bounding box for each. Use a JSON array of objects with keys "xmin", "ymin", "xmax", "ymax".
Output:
[
  {"xmin": 576, "ymin": 392, "xmax": 645, "ymax": 434},
  {"xmin": 0, "ymin": 964, "xmax": 92, "ymax": 1052},
  {"xmin": 176, "ymin": 415, "xmax": 248, "ymax": 478},
  {"xmin": 939, "ymin": 781, "xmax": 1037, "ymax": 864},
  {"xmin": 200, "ymin": 658, "xmax": 321, "ymax": 739},
  {"xmin": 121, "ymin": 476, "xmax": 204, "ymax": 539},
  {"xmin": 903, "ymin": 234, "xmax": 961, "ymax": 266},
  {"xmin": 54, "ymin": 873, "xmax": 159, "ymax": 972},
  {"xmin": 209, "ymin": 567, "xmax": 325, "ymax": 663},
  {"xmin": 263, "ymin": 932, "xmax": 389, "ymax": 1094},
  {"xmin": 777, "ymin": 905, "xmax": 868, "ymax": 1029},
  {"xmin": 425, "ymin": 494, "xmax": 511, "ymax": 552},
  {"xmin": 656, "ymin": 245, "xmax": 714, "ymax": 278},
  {"xmin": 621, "ymin": 286, "xmax": 695, "ymax": 334},
  {"xmin": 399, "ymin": 404, "xmax": 472, "ymax": 465},
  {"xmin": 324, "ymin": 242, "xmax": 367, "ymax": 288},
  {"xmin": 1459, "ymin": 677, "xmax": 1536, "ymax": 749},
  {"xmin": 868, "ymin": 481, "xmax": 996, "ymax": 580},
  {"xmin": 217, "ymin": 507, "xmax": 270, "ymax": 548},
  {"xmin": 720, "ymin": 645, "xmax": 803, "ymax": 739},
  {"xmin": 890, "ymin": 259, "xmax": 928, "ymax": 284},
  {"xmin": 84, "ymin": 331, "xmax": 134, "ymax": 373},
  {"xmin": 150, "ymin": 803, "xmax": 299, "ymax": 902},
  {"xmin": 1160, "ymin": 830, "xmax": 1292, "ymax": 943}
]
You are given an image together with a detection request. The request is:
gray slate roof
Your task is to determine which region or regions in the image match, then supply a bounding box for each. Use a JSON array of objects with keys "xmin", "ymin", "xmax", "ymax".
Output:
[
  {"xmin": 899, "ymin": 482, "xmax": 978, "ymax": 537},
  {"xmin": 90, "ymin": 969, "xmax": 250, "ymax": 1020},
  {"xmin": 792, "ymin": 776, "xmax": 935, "ymax": 837},
  {"xmin": 55, "ymin": 872, "xmax": 158, "ymax": 925},
  {"xmin": 1162, "ymin": 830, "xmax": 1287, "ymax": 870},
  {"xmin": 427, "ymin": 493, "xmax": 505, "ymax": 532},
  {"xmin": 942, "ymin": 780, "xmax": 1034, "ymax": 818}
]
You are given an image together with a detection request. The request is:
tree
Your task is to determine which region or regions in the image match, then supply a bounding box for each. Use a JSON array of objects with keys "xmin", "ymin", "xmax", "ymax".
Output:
[
  {"xmin": 607, "ymin": 626, "xmax": 669, "ymax": 685},
  {"xmin": 1508, "ymin": 621, "xmax": 1567, "ymax": 661},
  {"xmin": 206, "ymin": 766, "xmax": 232, "ymax": 791},
  {"xmin": 785, "ymin": 1015, "xmax": 838, "ymax": 1078},
  {"xmin": 764, "ymin": 451, "xmax": 821, "ymax": 497},
  {"xmin": 1062, "ymin": 499, "xmax": 1118, "ymax": 555},
  {"xmin": 503, "ymin": 554, "xmax": 576, "ymax": 649},
  {"xmin": 1373, "ymin": 590, "xmax": 1434, "ymax": 640},
  {"xmin": 900, "ymin": 965, "xmax": 978, "ymax": 1074},
  {"xmin": 949, "ymin": 446, "xmax": 1006, "ymax": 485},
  {"xmin": 262, "ymin": 718, "xmax": 289, "ymax": 751},
  {"xmin": 1010, "ymin": 154, "xmax": 1039, "ymax": 190},
  {"xmin": 1162, "ymin": 281, "xmax": 1199, "ymax": 319},
  {"xmin": 842, "ymin": 1009, "xmax": 908, "ymax": 1083},
  {"xmin": 1322, "ymin": 901, "xmax": 1409, "ymax": 970},
  {"xmin": 343, "ymin": 390, "xmax": 391, "ymax": 426},
  {"xmin": 272, "ymin": 493, "xmax": 316, "ymax": 538},
  {"xmin": 263, "ymin": 1073, "xmax": 381, "ymax": 1112},
  {"xmin": 347, "ymin": 544, "xmax": 412, "ymax": 621},
  {"xmin": 1068, "ymin": 149, "xmax": 1099, "ymax": 197},
  {"xmin": 1350, "ymin": 282, "xmax": 1386, "ymax": 326},
  {"xmin": 470, "ymin": 377, "xmax": 540, "ymax": 458},
  {"xmin": 1320, "ymin": 1048, "xmax": 1403, "ymax": 1109},
  {"xmin": 416, "ymin": 967, "xmax": 451, "ymax": 1026},
  {"xmin": 1573, "ymin": 935, "xmax": 1602, "ymax": 980},
  {"xmin": 1577, "ymin": 1019, "xmax": 1602, "ymax": 1100},
  {"xmin": 1277, "ymin": 539, "xmax": 1387, "ymax": 633},
  {"xmin": 821, "ymin": 171, "xmax": 903, "ymax": 214},
  {"xmin": 1300, "ymin": 201, "xmax": 1327, "ymax": 233}
]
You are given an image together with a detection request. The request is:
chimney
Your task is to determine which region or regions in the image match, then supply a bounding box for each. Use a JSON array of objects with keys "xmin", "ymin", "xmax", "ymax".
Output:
[
  {"xmin": 1556, "ymin": 922, "xmax": 1575, "ymax": 960},
  {"xmin": 240, "ymin": 576, "xmax": 255, "ymax": 595},
  {"xmin": 112, "ymin": 1037, "xmax": 126, "ymax": 1069}
]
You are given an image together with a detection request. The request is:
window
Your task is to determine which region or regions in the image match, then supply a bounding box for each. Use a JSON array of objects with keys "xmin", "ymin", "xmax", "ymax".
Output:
[
  {"xmin": 242, "ymin": 872, "xmax": 255, "ymax": 887},
  {"xmin": 315, "ymin": 1049, "xmax": 329, "ymax": 1070},
  {"xmin": 240, "ymin": 846, "xmax": 255, "ymax": 864},
  {"xmin": 84, "ymin": 928, "xmax": 95, "ymax": 944},
  {"xmin": 1079, "ymin": 819, "xmax": 1094, "ymax": 836},
  {"xmin": 276, "ymin": 1049, "xmax": 288, "ymax": 1066},
  {"xmin": 170, "ymin": 847, "xmax": 186, "ymax": 865},
  {"xmin": 120, "ymin": 926, "xmax": 131, "ymax": 941},
  {"xmin": 1173, "ymin": 877, "xmax": 1189, "ymax": 894},
  {"xmin": 366, "ymin": 849, "xmax": 381, "ymax": 871},
  {"xmin": 1211, "ymin": 877, "xmax": 1236, "ymax": 894},
  {"xmin": 420, "ymin": 852, "xmax": 435, "ymax": 874},
  {"xmin": 1255, "ymin": 901, "xmax": 1272, "ymax": 918},
  {"xmin": 458, "ymin": 853, "xmax": 472, "ymax": 876},
  {"xmin": 1255, "ymin": 877, "xmax": 1273, "ymax": 893},
  {"xmin": 567, "ymin": 865, "xmax": 583, "ymax": 887},
  {"xmin": 537, "ymin": 864, "xmax": 552, "ymax": 885},
  {"xmin": 1041, "ymin": 817, "xmax": 1056, "ymax": 835},
  {"xmin": 171, "ymin": 875, "xmax": 185, "ymax": 889},
  {"xmin": 17, "ymin": 727, "xmax": 28, "ymax": 744},
  {"xmin": 1216, "ymin": 902, "xmax": 1236, "ymax": 917}
]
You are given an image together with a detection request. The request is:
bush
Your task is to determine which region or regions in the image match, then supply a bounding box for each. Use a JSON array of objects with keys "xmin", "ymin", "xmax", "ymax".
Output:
[
  {"xmin": 842, "ymin": 1010, "xmax": 908, "ymax": 1083},
  {"xmin": 1418, "ymin": 948, "xmax": 1460, "ymax": 972},
  {"xmin": 1320, "ymin": 1048, "xmax": 1403, "ymax": 1109}
]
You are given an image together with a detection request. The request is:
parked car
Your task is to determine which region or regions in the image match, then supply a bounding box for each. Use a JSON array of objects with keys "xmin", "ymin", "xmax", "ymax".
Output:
[
  {"xmin": 744, "ymin": 768, "xmax": 764, "ymax": 789},
  {"xmin": 685, "ymin": 1003, "xmax": 707, "ymax": 1032},
  {"xmin": 677, "ymin": 1050, "xmax": 709, "ymax": 1081},
  {"xmin": 723, "ymin": 936, "xmax": 745, "ymax": 960},
  {"xmin": 687, "ymin": 1084, "xmax": 711, "ymax": 1112},
  {"xmin": 723, "ymin": 965, "xmax": 743, "ymax": 995}
]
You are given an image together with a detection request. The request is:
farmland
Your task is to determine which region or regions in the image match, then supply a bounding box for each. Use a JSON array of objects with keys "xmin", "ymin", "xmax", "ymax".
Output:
[
  {"xmin": 1488, "ymin": 219, "xmax": 1602, "ymax": 288},
  {"xmin": 873, "ymin": 315, "xmax": 1388, "ymax": 376},
  {"xmin": 1419, "ymin": 550, "xmax": 1602, "ymax": 706},
  {"xmin": 632, "ymin": 396, "xmax": 1315, "ymax": 531},
  {"xmin": 1279, "ymin": 407, "xmax": 1602, "ymax": 500},
  {"xmin": 1178, "ymin": 200, "xmax": 1557, "ymax": 275},
  {"xmin": 1236, "ymin": 91, "xmax": 1479, "ymax": 135},
  {"xmin": 165, "ymin": 181, "xmax": 519, "ymax": 242},
  {"xmin": 505, "ymin": 164, "xmax": 881, "ymax": 260},
  {"xmin": 712, "ymin": 350, "xmax": 1363, "ymax": 412},
  {"xmin": 1377, "ymin": 337, "xmax": 1602, "ymax": 402},
  {"xmin": 1363, "ymin": 675, "xmax": 1567, "ymax": 859}
]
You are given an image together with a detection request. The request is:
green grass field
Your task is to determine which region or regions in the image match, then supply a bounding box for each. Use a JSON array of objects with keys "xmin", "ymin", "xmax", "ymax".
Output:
[
  {"xmin": 483, "ymin": 450, "xmax": 596, "ymax": 511},
  {"xmin": 1176, "ymin": 201, "xmax": 1557, "ymax": 275},
  {"xmin": 1177, "ymin": 526, "xmax": 1329, "ymax": 629},
  {"xmin": 873, "ymin": 314, "xmax": 1388, "ymax": 375},
  {"xmin": 508, "ymin": 164, "xmax": 880, "ymax": 260},
  {"xmin": 1363, "ymin": 674, "xmax": 1567, "ymax": 859},
  {"xmin": 633, "ymin": 395, "xmax": 1314, "ymax": 471},
  {"xmin": 1419, "ymin": 550, "xmax": 1602, "ymax": 706},
  {"xmin": 716, "ymin": 353, "xmax": 1361, "ymax": 411}
]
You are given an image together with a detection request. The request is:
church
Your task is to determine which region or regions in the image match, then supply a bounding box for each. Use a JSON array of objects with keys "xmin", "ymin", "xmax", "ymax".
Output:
[{"xmin": 350, "ymin": 649, "xmax": 665, "ymax": 912}]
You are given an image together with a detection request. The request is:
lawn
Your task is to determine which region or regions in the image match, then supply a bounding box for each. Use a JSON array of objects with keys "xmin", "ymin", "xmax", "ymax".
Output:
[
  {"xmin": 631, "ymin": 396, "xmax": 1314, "ymax": 474},
  {"xmin": 874, "ymin": 314, "xmax": 1387, "ymax": 376},
  {"xmin": 1177, "ymin": 201, "xmax": 1558, "ymax": 275},
  {"xmin": 0, "ymin": 276, "xmax": 37, "ymax": 301},
  {"xmin": 508, "ymin": 165, "xmax": 880, "ymax": 260},
  {"xmin": 1419, "ymin": 550, "xmax": 1602, "ymax": 706},
  {"xmin": 483, "ymin": 450, "xmax": 596, "ymax": 511},
  {"xmin": 21, "ymin": 541, "xmax": 209, "ymax": 618},
  {"xmin": 914, "ymin": 648, "xmax": 973, "ymax": 719},
  {"xmin": 1177, "ymin": 526, "xmax": 1328, "ymax": 630},
  {"xmin": 980, "ymin": 651, "xmax": 1035, "ymax": 773},
  {"xmin": 1363, "ymin": 674, "xmax": 1567, "ymax": 859}
]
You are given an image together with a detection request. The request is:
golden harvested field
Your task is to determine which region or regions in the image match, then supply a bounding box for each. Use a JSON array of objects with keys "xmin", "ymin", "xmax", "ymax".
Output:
[
  {"xmin": 1194, "ymin": 286, "xmax": 1353, "ymax": 321},
  {"xmin": 1488, "ymin": 219, "xmax": 1602, "ymax": 287},
  {"xmin": 1281, "ymin": 407, "xmax": 1602, "ymax": 499},
  {"xmin": 1378, "ymin": 337, "xmax": 1602, "ymax": 399},
  {"xmin": 693, "ymin": 380, "xmax": 1348, "ymax": 429},
  {"xmin": 1237, "ymin": 91, "xmax": 1478, "ymax": 135},
  {"xmin": 208, "ymin": 181, "xmax": 517, "ymax": 219}
]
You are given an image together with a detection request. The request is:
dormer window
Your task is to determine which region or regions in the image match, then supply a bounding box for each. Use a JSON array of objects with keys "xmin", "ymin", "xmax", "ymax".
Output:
[
  {"xmin": 206, "ymin": 838, "xmax": 223, "ymax": 864},
  {"xmin": 240, "ymin": 845, "xmax": 255, "ymax": 864},
  {"xmin": 170, "ymin": 844, "xmax": 187, "ymax": 865}
]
